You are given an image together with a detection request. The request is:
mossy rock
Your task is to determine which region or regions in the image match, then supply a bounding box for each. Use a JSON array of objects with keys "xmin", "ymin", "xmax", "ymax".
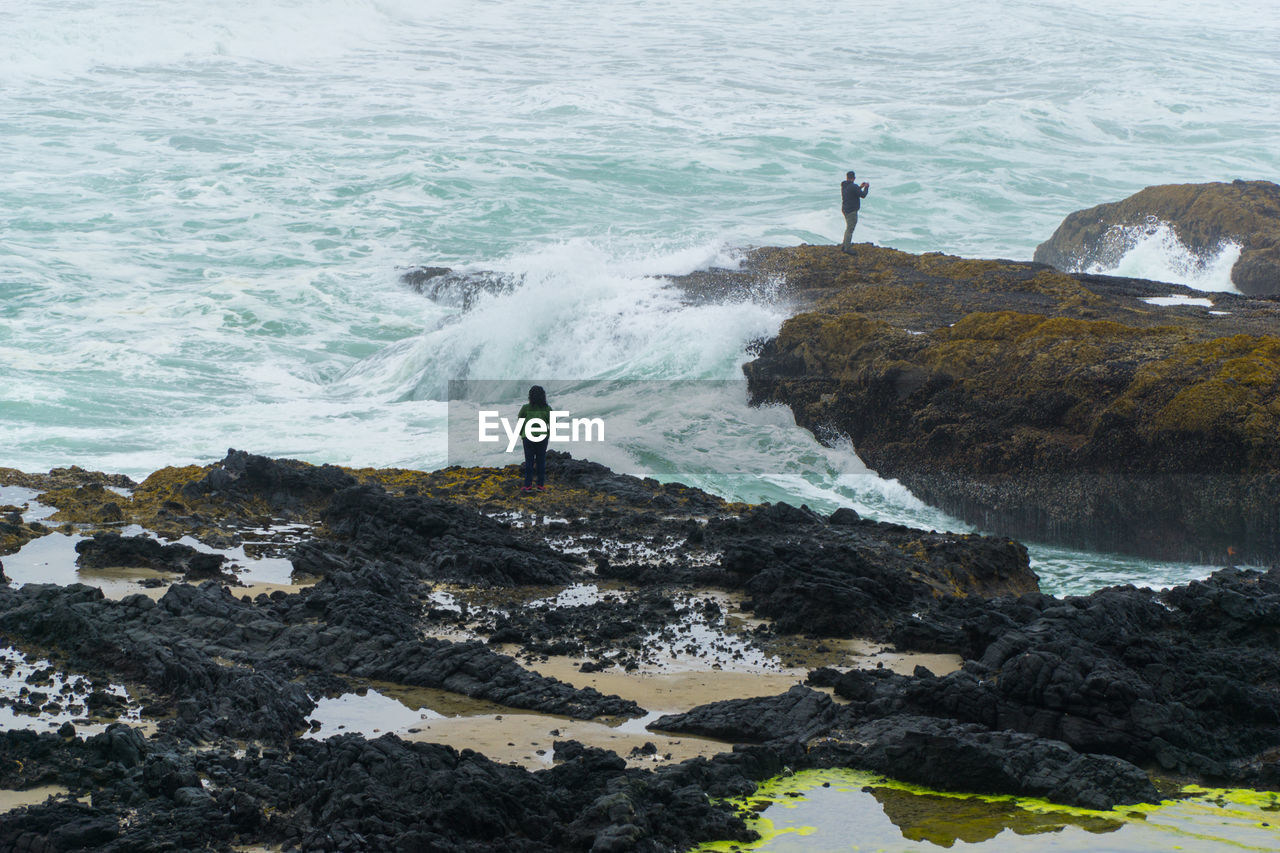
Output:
[
  {"xmin": 1034, "ymin": 180, "xmax": 1280, "ymax": 296},
  {"xmin": 742, "ymin": 243, "xmax": 1280, "ymax": 561},
  {"xmin": 23, "ymin": 450, "xmax": 743, "ymax": 550}
]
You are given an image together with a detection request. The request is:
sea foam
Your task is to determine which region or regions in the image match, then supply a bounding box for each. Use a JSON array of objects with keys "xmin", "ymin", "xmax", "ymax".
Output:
[{"xmin": 1084, "ymin": 221, "xmax": 1242, "ymax": 293}]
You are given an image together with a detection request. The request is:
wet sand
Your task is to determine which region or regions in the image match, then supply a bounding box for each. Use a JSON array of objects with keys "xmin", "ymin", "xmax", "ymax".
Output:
[
  {"xmin": 403, "ymin": 710, "xmax": 733, "ymax": 769},
  {"xmin": 378, "ymin": 643, "xmax": 960, "ymax": 769},
  {"xmin": 0, "ymin": 786, "xmax": 76, "ymax": 813}
]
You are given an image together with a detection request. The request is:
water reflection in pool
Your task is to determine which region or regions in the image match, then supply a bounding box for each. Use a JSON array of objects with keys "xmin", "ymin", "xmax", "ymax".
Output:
[{"xmin": 695, "ymin": 769, "xmax": 1280, "ymax": 852}]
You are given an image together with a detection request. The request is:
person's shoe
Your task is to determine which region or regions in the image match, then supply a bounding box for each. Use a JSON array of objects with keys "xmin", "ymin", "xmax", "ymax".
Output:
[
  {"xmin": 537, "ymin": 485, "xmax": 547, "ymax": 491},
  {"xmin": 520, "ymin": 485, "xmax": 533, "ymax": 492}
]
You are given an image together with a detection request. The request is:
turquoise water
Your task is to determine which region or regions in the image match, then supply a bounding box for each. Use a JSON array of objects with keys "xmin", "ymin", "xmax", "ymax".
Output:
[{"xmin": 2, "ymin": 0, "xmax": 1277, "ymax": 592}]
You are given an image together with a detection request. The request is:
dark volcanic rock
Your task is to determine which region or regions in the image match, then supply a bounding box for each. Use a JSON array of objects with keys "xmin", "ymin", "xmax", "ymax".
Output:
[
  {"xmin": 483, "ymin": 587, "xmax": 684, "ymax": 663},
  {"xmin": 11, "ymin": 449, "xmax": 1280, "ymax": 844},
  {"xmin": 1034, "ymin": 180, "xmax": 1280, "ymax": 297},
  {"xmin": 543, "ymin": 451, "xmax": 730, "ymax": 514},
  {"xmin": 76, "ymin": 532, "xmax": 233, "ymax": 582},
  {"xmin": 180, "ymin": 448, "xmax": 358, "ymax": 516},
  {"xmin": 292, "ymin": 483, "xmax": 579, "ymax": 586},
  {"xmin": 1, "ymin": 731, "xmax": 762, "ymax": 853},
  {"xmin": 0, "ymin": 565, "xmax": 640, "ymax": 745},
  {"xmin": 688, "ymin": 502, "xmax": 1034, "ymax": 639},
  {"xmin": 651, "ymin": 567, "xmax": 1280, "ymax": 805},
  {"xmin": 739, "ymin": 243, "xmax": 1280, "ymax": 562},
  {"xmin": 650, "ymin": 684, "xmax": 839, "ymax": 744},
  {"xmin": 876, "ymin": 567, "xmax": 1280, "ymax": 781},
  {"xmin": 650, "ymin": 685, "xmax": 1157, "ymax": 810},
  {"xmin": 808, "ymin": 716, "xmax": 1158, "ymax": 811}
]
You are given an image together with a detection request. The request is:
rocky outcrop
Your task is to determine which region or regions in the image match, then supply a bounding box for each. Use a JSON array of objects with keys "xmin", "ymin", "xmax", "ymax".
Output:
[
  {"xmin": 76, "ymin": 532, "xmax": 234, "ymax": 582},
  {"xmin": 292, "ymin": 483, "xmax": 582, "ymax": 586},
  {"xmin": 0, "ymin": 729, "xmax": 762, "ymax": 853},
  {"xmin": 1034, "ymin": 180, "xmax": 1280, "ymax": 296},
  {"xmin": 35, "ymin": 449, "xmax": 1039, "ymax": 636},
  {"xmin": 878, "ymin": 566, "xmax": 1280, "ymax": 784},
  {"xmin": 809, "ymin": 716, "xmax": 1158, "ymax": 812},
  {"xmin": 0, "ymin": 572, "xmax": 642, "ymax": 744},
  {"xmin": 655, "ymin": 566, "xmax": 1280, "ymax": 807},
  {"xmin": 737, "ymin": 244, "xmax": 1280, "ymax": 563},
  {"xmin": 700, "ymin": 502, "xmax": 1035, "ymax": 638},
  {"xmin": 650, "ymin": 685, "xmax": 1158, "ymax": 810}
]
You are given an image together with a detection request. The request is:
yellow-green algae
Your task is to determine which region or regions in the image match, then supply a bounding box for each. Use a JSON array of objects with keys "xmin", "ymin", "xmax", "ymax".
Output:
[
  {"xmin": 20, "ymin": 458, "xmax": 748, "ymax": 552},
  {"xmin": 694, "ymin": 769, "xmax": 1280, "ymax": 852}
]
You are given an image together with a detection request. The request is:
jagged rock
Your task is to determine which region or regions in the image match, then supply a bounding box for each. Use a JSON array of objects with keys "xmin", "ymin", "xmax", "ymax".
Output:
[
  {"xmin": 180, "ymin": 448, "xmax": 358, "ymax": 515},
  {"xmin": 650, "ymin": 685, "xmax": 1157, "ymax": 810},
  {"xmin": 808, "ymin": 716, "xmax": 1158, "ymax": 811},
  {"xmin": 8, "ymin": 450, "xmax": 1280, "ymax": 847},
  {"xmin": 649, "ymin": 685, "xmax": 839, "ymax": 744},
  {"xmin": 876, "ymin": 567, "xmax": 1280, "ymax": 779},
  {"xmin": 1, "ymin": 732, "xmax": 761, "ymax": 853},
  {"xmin": 76, "ymin": 532, "xmax": 233, "ymax": 582},
  {"xmin": 0, "ymin": 465, "xmax": 135, "ymax": 492},
  {"xmin": 293, "ymin": 483, "xmax": 580, "ymax": 586},
  {"xmin": 1034, "ymin": 180, "xmax": 1280, "ymax": 296},
  {"xmin": 0, "ymin": 565, "xmax": 642, "ymax": 745}
]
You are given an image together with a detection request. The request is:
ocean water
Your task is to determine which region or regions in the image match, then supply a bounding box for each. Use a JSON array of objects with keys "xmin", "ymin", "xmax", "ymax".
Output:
[{"xmin": 3, "ymin": 0, "xmax": 1278, "ymax": 593}]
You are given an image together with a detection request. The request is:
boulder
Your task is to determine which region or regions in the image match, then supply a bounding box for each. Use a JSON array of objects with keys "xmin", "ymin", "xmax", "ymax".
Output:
[{"xmin": 1034, "ymin": 180, "xmax": 1280, "ymax": 296}]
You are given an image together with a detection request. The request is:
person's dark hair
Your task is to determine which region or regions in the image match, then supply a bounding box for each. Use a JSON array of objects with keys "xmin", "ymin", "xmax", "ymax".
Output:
[
  {"xmin": 846, "ymin": 170, "xmax": 856, "ymax": 180},
  {"xmin": 528, "ymin": 385, "xmax": 548, "ymax": 407}
]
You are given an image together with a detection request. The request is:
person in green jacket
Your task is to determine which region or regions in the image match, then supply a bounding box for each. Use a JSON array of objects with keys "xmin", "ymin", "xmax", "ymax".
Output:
[{"xmin": 518, "ymin": 385, "xmax": 552, "ymax": 491}]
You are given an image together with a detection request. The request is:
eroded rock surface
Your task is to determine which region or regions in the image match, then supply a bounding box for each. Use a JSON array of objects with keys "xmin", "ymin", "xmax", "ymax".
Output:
[
  {"xmin": 882, "ymin": 566, "xmax": 1280, "ymax": 784},
  {"xmin": 1, "ymin": 727, "xmax": 762, "ymax": 853},
  {"xmin": 76, "ymin": 532, "xmax": 233, "ymax": 582},
  {"xmin": 2, "ymin": 450, "xmax": 1276, "ymax": 850},
  {"xmin": 735, "ymin": 244, "xmax": 1280, "ymax": 562},
  {"xmin": 650, "ymin": 684, "xmax": 1158, "ymax": 810},
  {"xmin": 652, "ymin": 568, "xmax": 1280, "ymax": 808}
]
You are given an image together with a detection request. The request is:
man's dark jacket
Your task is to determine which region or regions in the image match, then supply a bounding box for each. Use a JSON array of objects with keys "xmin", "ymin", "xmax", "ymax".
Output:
[{"xmin": 842, "ymin": 180, "xmax": 869, "ymax": 214}]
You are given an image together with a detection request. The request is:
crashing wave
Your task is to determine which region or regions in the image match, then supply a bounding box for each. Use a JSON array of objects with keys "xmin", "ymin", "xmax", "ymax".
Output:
[{"xmin": 1078, "ymin": 219, "xmax": 1242, "ymax": 293}]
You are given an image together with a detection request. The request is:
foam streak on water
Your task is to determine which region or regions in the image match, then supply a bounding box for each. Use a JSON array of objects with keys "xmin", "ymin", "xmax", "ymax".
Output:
[{"xmin": 2, "ymin": 1, "xmax": 1278, "ymax": 593}]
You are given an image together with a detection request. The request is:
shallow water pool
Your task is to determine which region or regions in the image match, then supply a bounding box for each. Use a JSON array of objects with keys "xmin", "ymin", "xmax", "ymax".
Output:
[{"xmin": 695, "ymin": 769, "xmax": 1280, "ymax": 852}]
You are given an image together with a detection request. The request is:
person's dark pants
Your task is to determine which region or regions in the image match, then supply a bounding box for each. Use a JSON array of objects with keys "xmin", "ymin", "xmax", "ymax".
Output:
[{"xmin": 522, "ymin": 438, "xmax": 548, "ymax": 487}]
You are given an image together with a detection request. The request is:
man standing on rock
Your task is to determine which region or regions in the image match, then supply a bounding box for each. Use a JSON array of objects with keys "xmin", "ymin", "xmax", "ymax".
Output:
[{"xmin": 841, "ymin": 170, "xmax": 870, "ymax": 254}]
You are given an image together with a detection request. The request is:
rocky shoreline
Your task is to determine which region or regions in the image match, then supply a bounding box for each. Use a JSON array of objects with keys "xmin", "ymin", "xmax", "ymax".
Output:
[
  {"xmin": 5, "ymin": 182, "xmax": 1280, "ymax": 850},
  {"xmin": 3, "ymin": 450, "xmax": 1279, "ymax": 851}
]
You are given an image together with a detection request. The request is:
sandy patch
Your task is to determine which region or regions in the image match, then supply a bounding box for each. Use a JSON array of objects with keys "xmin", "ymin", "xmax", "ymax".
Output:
[
  {"xmin": 527, "ymin": 658, "xmax": 813, "ymax": 709},
  {"xmin": 0, "ymin": 785, "xmax": 77, "ymax": 813},
  {"xmin": 402, "ymin": 710, "xmax": 733, "ymax": 769}
]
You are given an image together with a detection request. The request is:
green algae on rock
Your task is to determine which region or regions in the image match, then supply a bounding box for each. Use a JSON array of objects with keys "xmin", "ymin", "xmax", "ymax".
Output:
[
  {"xmin": 1034, "ymin": 180, "xmax": 1280, "ymax": 297},
  {"xmin": 694, "ymin": 768, "xmax": 1280, "ymax": 853}
]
